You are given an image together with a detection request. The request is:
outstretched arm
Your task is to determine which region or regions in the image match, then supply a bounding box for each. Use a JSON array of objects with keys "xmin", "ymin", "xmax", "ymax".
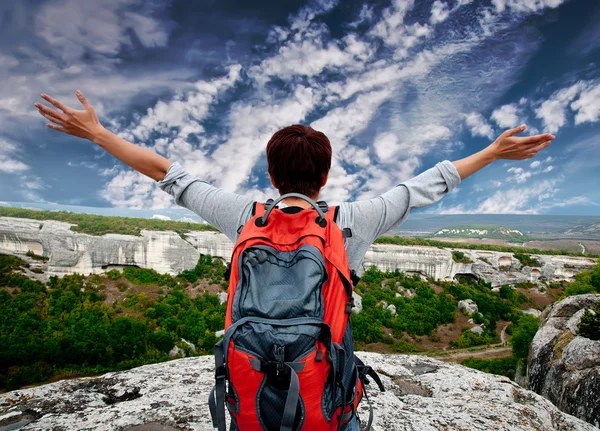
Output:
[
  {"xmin": 35, "ymin": 91, "xmax": 254, "ymax": 241},
  {"xmin": 35, "ymin": 91, "xmax": 171, "ymax": 181},
  {"xmin": 452, "ymin": 124, "xmax": 555, "ymax": 180},
  {"xmin": 340, "ymin": 124, "xmax": 555, "ymax": 265}
]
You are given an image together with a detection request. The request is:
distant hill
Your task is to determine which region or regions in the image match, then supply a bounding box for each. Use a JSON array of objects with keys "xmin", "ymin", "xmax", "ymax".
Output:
[
  {"xmin": 432, "ymin": 225, "xmax": 533, "ymax": 242},
  {"xmin": 561, "ymin": 223, "xmax": 600, "ymax": 238}
]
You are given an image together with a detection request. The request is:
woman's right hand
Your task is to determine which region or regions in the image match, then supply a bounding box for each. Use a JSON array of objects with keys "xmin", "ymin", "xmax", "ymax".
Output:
[{"xmin": 35, "ymin": 90, "xmax": 105, "ymax": 142}]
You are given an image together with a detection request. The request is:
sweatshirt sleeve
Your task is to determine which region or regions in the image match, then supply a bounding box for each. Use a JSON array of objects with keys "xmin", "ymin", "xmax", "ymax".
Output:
[
  {"xmin": 338, "ymin": 161, "xmax": 461, "ymax": 259},
  {"xmin": 157, "ymin": 162, "xmax": 254, "ymax": 242}
]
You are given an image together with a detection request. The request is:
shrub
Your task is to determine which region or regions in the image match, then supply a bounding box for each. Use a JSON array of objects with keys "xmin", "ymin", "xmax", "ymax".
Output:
[
  {"xmin": 452, "ymin": 251, "xmax": 473, "ymax": 264},
  {"xmin": 513, "ymin": 253, "xmax": 541, "ymax": 268},
  {"xmin": 578, "ymin": 302, "xmax": 600, "ymax": 341}
]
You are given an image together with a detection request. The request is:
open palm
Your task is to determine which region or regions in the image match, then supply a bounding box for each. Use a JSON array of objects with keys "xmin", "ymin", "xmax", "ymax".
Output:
[{"xmin": 35, "ymin": 91, "xmax": 104, "ymax": 141}]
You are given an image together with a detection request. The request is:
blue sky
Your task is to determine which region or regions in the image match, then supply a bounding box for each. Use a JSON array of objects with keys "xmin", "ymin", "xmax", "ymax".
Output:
[{"xmin": 0, "ymin": 0, "xmax": 599, "ymax": 217}]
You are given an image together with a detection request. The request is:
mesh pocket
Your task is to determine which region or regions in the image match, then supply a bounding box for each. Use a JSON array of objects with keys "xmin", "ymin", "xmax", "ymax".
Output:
[
  {"xmin": 258, "ymin": 380, "xmax": 305, "ymax": 431},
  {"xmin": 232, "ymin": 245, "xmax": 327, "ymax": 322}
]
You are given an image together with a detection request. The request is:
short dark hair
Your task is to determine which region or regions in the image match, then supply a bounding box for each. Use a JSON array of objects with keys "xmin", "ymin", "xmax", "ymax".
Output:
[{"xmin": 266, "ymin": 124, "xmax": 332, "ymax": 198}]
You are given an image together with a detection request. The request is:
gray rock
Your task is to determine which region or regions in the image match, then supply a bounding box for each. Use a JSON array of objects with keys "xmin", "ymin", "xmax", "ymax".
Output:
[
  {"xmin": 470, "ymin": 325, "xmax": 484, "ymax": 334},
  {"xmin": 180, "ymin": 339, "xmax": 196, "ymax": 353},
  {"xmin": 217, "ymin": 292, "xmax": 228, "ymax": 305},
  {"xmin": 522, "ymin": 308, "xmax": 542, "ymax": 318},
  {"xmin": 528, "ymin": 294, "xmax": 600, "ymax": 428},
  {"xmin": 168, "ymin": 346, "xmax": 185, "ymax": 359},
  {"xmin": 386, "ymin": 304, "xmax": 397, "ymax": 316},
  {"xmin": 352, "ymin": 291, "xmax": 362, "ymax": 314},
  {"xmin": 562, "ymin": 336, "xmax": 600, "ymax": 371},
  {"xmin": 0, "ymin": 353, "xmax": 594, "ymax": 431},
  {"xmin": 566, "ymin": 308, "xmax": 595, "ymax": 335},
  {"xmin": 458, "ymin": 299, "xmax": 478, "ymax": 315}
]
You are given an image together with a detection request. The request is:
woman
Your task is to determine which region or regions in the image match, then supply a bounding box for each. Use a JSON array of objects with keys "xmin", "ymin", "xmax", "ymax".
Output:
[{"xmin": 35, "ymin": 91, "xmax": 553, "ymax": 430}]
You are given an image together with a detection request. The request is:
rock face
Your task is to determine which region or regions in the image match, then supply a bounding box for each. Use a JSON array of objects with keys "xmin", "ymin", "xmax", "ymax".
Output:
[
  {"xmin": 527, "ymin": 294, "xmax": 600, "ymax": 428},
  {"xmin": 0, "ymin": 217, "xmax": 200, "ymax": 277},
  {"xmin": 0, "ymin": 217, "xmax": 596, "ymax": 285},
  {"xmin": 0, "ymin": 353, "xmax": 595, "ymax": 431}
]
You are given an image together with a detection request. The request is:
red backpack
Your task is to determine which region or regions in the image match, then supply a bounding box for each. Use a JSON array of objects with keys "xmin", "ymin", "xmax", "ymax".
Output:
[{"xmin": 209, "ymin": 194, "xmax": 384, "ymax": 431}]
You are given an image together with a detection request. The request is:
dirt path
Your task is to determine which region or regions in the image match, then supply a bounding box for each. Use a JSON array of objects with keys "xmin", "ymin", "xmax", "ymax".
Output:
[
  {"xmin": 500, "ymin": 322, "xmax": 511, "ymax": 345},
  {"xmin": 430, "ymin": 346, "xmax": 513, "ymax": 364}
]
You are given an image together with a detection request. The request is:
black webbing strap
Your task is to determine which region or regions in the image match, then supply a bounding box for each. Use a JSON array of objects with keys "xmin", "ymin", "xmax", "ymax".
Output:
[
  {"xmin": 334, "ymin": 343, "xmax": 347, "ymax": 431},
  {"xmin": 353, "ymin": 354, "xmax": 385, "ymax": 431},
  {"xmin": 361, "ymin": 384, "xmax": 374, "ymax": 431},
  {"xmin": 280, "ymin": 363, "xmax": 301, "ymax": 431},
  {"xmin": 209, "ymin": 341, "xmax": 227, "ymax": 431}
]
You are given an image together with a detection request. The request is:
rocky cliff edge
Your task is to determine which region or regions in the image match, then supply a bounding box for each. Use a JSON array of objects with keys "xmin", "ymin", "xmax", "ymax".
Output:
[{"xmin": 1, "ymin": 353, "xmax": 596, "ymax": 431}]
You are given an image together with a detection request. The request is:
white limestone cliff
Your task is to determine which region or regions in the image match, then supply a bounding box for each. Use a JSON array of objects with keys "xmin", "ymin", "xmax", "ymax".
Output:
[{"xmin": 0, "ymin": 217, "xmax": 596, "ymax": 286}]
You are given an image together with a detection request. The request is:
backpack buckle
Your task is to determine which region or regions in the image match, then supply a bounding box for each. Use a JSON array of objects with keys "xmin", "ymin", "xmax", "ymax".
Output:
[{"xmin": 215, "ymin": 365, "xmax": 227, "ymax": 380}]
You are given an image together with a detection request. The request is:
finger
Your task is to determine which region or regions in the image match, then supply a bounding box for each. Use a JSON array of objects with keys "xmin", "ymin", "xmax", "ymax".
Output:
[
  {"xmin": 519, "ymin": 133, "xmax": 555, "ymax": 145},
  {"xmin": 76, "ymin": 90, "xmax": 92, "ymax": 110},
  {"xmin": 523, "ymin": 141, "xmax": 552, "ymax": 159},
  {"xmin": 530, "ymin": 140, "xmax": 552, "ymax": 153},
  {"xmin": 35, "ymin": 103, "xmax": 66, "ymax": 121},
  {"xmin": 46, "ymin": 123, "xmax": 67, "ymax": 133},
  {"xmin": 503, "ymin": 124, "xmax": 526, "ymax": 137},
  {"xmin": 38, "ymin": 109, "xmax": 65, "ymax": 126},
  {"xmin": 40, "ymin": 93, "xmax": 70, "ymax": 113}
]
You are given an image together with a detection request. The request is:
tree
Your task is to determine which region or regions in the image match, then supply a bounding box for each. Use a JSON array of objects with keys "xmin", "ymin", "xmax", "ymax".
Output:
[{"xmin": 512, "ymin": 315, "xmax": 539, "ymax": 363}]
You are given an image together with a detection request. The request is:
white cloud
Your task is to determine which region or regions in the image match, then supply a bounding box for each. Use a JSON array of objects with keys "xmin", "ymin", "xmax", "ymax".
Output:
[
  {"xmin": 491, "ymin": 103, "xmax": 519, "ymax": 128},
  {"xmin": 101, "ymin": 170, "xmax": 174, "ymax": 209},
  {"xmin": 152, "ymin": 214, "xmax": 171, "ymax": 221},
  {"xmin": 129, "ymin": 65, "xmax": 242, "ymax": 141},
  {"xmin": 35, "ymin": 0, "xmax": 170, "ymax": 63},
  {"xmin": 430, "ymin": 1, "xmax": 450, "ymax": 25},
  {"xmin": 438, "ymin": 179, "xmax": 560, "ymax": 214},
  {"xmin": 491, "ymin": 0, "xmax": 567, "ymax": 13},
  {"xmin": 464, "ymin": 112, "xmax": 494, "ymax": 140},
  {"xmin": 529, "ymin": 160, "xmax": 541, "ymax": 168},
  {"xmin": 571, "ymin": 82, "xmax": 600, "ymax": 125},
  {"xmin": 535, "ymin": 82, "xmax": 584, "ymax": 133},
  {"xmin": 507, "ymin": 166, "xmax": 533, "ymax": 183},
  {"xmin": 0, "ymin": 140, "xmax": 29, "ymax": 173},
  {"xmin": 348, "ymin": 4, "xmax": 375, "ymax": 28}
]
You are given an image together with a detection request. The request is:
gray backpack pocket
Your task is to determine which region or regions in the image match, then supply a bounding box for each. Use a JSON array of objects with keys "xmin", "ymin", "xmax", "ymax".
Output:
[{"xmin": 231, "ymin": 245, "xmax": 327, "ymax": 322}]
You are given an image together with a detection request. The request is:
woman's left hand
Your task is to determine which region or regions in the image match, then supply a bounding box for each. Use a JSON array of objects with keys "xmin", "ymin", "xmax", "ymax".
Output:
[{"xmin": 488, "ymin": 124, "xmax": 555, "ymax": 161}]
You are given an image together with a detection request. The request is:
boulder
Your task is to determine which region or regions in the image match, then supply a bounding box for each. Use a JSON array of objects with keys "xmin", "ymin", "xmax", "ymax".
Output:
[
  {"xmin": 217, "ymin": 292, "xmax": 228, "ymax": 305},
  {"xmin": 458, "ymin": 299, "xmax": 478, "ymax": 315},
  {"xmin": 522, "ymin": 308, "xmax": 542, "ymax": 318},
  {"xmin": 168, "ymin": 346, "xmax": 185, "ymax": 359},
  {"xmin": 386, "ymin": 304, "xmax": 397, "ymax": 316},
  {"xmin": 352, "ymin": 291, "xmax": 362, "ymax": 314},
  {"xmin": 0, "ymin": 353, "xmax": 595, "ymax": 431},
  {"xmin": 527, "ymin": 294, "xmax": 600, "ymax": 428},
  {"xmin": 470, "ymin": 325, "xmax": 484, "ymax": 334}
]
